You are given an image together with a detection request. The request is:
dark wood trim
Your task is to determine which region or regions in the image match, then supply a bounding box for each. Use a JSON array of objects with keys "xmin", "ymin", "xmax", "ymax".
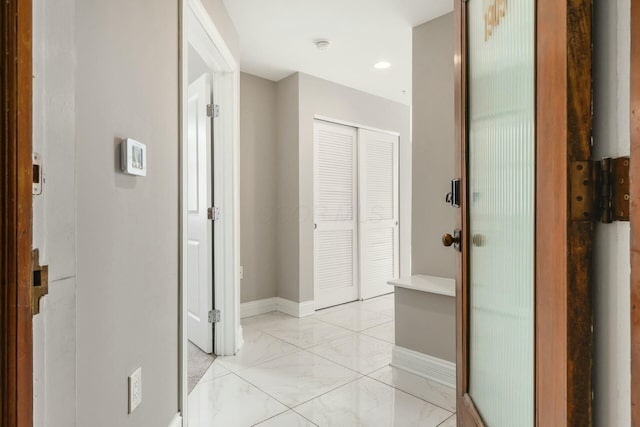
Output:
[
  {"xmin": 536, "ymin": 0, "xmax": 592, "ymax": 425},
  {"xmin": 454, "ymin": 1, "xmax": 483, "ymax": 425},
  {"xmin": 631, "ymin": 0, "xmax": 640, "ymax": 423},
  {"xmin": 1, "ymin": 0, "xmax": 33, "ymax": 426}
]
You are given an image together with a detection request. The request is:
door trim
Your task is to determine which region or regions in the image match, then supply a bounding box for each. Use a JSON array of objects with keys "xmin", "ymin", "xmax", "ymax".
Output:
[
  {"xmin": 454, "ymin": 0, "xmax": 593, "ymax": 424},
  {"xmin": 536, "ymin": 0, "xmax": 592, "ymax": 425},
  {"xmin": 630, "ymin": 0, "xmax": 640, "ymax": 422},
  {"xmin": 0, "ymin": 0, "xmax": 33, "ymax": 425},
  {"xmin": 179, "ymin": 0, "xmax": 240, "ymax": 420}
]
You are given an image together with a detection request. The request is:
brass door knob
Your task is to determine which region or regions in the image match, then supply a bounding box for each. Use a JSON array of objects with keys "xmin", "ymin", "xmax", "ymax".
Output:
[{"xmin": 442, "ymin": 233, "xmax": 459, "ymax": 247}]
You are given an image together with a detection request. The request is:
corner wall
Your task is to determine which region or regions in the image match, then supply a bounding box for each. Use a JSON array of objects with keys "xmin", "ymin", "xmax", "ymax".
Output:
[
  {"xmin": 275, "ymin": 73, "xmax": 301, "ymax": 302},
  {"xmin": 411, "ymin": 13, "xmax": 456, "ymax": 279},
  {"xmin": 240, "ymin": 73, "xmax": 278, "ymax": 303}
]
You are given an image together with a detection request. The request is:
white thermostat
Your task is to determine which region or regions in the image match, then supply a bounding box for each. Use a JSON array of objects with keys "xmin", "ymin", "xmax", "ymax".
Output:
[{"xmin": 121, "ymin": 138, "xmax": 147, "ymax": 176}]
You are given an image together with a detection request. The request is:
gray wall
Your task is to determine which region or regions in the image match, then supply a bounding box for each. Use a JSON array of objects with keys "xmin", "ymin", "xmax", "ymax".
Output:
[
  {"xmin": 411, "ymin": 14, "xmax": 456, "ymax": 279},
  {"xmin": 593, "ymin": 0, "xmax": 632, "ymax": 425},
  {"xmin": 275, "ymin": 73, "xmax": 301, "ymax": 302},
  {"xmin": 297, "ymin": 73, "xmax": 412, "ymax": 303},
  {"xmin": 395, "ymin": 289, "xmax": 455, "ymax": 363},
  {"xmin": 240, "ymin": 73, "xmax": 278, "ymax": 303},
  {"xmin": 75, "ymin": 1, "xmax": 179, "ymax": 425},
  {"xmin": 71, "ymin": 1, "xmax": 238, "ymax": 426}
]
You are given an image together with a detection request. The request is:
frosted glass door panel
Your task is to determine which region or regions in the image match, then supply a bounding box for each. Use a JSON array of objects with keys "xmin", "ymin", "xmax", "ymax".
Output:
[{"xmin": 467, "ymin": 0, "xmax": 535, "ymax": 425}]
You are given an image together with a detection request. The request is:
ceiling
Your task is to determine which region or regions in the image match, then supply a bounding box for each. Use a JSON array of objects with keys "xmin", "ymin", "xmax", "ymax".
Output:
[{"xmin": 223, "ymin": 0, "xmax": 454, "ymax": 105}]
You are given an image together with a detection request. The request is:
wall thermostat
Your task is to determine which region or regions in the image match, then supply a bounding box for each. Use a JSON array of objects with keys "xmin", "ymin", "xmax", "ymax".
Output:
[{"xmin": 120, "ymin": 138, "xmax": 147, "ymax": 176}]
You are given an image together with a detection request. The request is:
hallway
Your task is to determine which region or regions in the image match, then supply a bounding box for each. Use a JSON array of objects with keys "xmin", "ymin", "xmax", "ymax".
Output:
[{"xmin": 188, "ymin": 295, "xmax": 456, "ymax": 426}]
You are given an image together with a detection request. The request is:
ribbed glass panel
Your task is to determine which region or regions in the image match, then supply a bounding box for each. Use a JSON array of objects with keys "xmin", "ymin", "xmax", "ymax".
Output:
[{"xmin": 467, "ymin": 0, "xmax": 535, "ymax": 426}]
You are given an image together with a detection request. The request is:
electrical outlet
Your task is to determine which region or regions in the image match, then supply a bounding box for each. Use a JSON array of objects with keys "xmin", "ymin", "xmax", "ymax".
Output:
[
  {"xmin": 240, "ymin": 265, "xmax": 244, "ymax": 280},
  {"xmin": 128, "ymin": 367, "xmax": 142, "ymax": 414}
]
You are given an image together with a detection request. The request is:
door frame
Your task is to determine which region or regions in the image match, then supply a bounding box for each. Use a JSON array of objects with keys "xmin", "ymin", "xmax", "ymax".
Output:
[
  {"xmin": 312, "ymin": 115, "xmax": 400, "ymax": 305},
  {"xmin": 0, "ymin": 0, "xmax": 34, "ymax": 426},
  {"xmin": 179, "ymin": 0, "xmax": 241, "ymax": 420},
  {"xmin": 631, "ymin": 0, "xmax": 640, "ymax": 422},
  {"xmin": 454, "ymin": 0, "xmax": 593, "ymax": 425}
]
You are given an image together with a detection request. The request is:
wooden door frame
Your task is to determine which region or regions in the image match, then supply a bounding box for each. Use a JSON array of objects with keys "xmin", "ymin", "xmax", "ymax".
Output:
[
  {"xmin": 631, "ymin": 0, "xmax": 640, "ymax": 423},
  {"xmin": 0, "ymin": 0, "xmax": 33, "ymax": 426},
  {"xmin": 455, "ymin": 0, "xmax": 593, "ymax": 425}
]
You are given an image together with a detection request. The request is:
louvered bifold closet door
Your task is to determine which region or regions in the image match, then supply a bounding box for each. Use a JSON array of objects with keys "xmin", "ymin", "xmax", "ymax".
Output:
[
  {"xmin": 358, "ymin": 129, "xmax": 399, "ymax": 299},
  {"xmin": 314, "ymin": 121, "xmax": 359, "ymax": 309}
]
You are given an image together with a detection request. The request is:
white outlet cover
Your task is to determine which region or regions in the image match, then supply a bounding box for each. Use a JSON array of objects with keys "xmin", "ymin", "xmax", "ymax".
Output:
[{"xmin": 128, "ymin": 367, "xmax": 142, "ymax": 414}]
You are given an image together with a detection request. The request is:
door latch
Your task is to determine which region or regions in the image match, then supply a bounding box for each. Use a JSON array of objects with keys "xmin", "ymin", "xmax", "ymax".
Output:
[
  {"xmin": 570, "ymin": 157, "xmax": 630, "ymax": 223},
  {"xmin": 31, "ymin": 249, "xmax": 49, "ymax": 316},
  {"xmin": 33, "ymin": 153, "xmax": 43, "ymax": 195}
]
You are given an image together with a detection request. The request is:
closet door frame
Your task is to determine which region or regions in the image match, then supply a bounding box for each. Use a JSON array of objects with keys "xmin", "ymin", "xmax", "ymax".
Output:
[{"xmin": 313, "ymin": 115, "xmax": 401, "ymax": 307}]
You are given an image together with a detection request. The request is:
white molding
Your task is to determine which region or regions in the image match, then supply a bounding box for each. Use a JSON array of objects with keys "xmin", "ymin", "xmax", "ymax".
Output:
[
  {"xmin": 240, "ymin": 298, "xmax": 316, "ymax": 319},
  {"xmin": 314, "ymin": 114, "xmax": 401, "ymax": 137},
  {"xmin": 240, "ymin": 298, "xmax": 278, "ymax": 318},
  {"xmin": 179, "ymin": 0, "xmax": 240, "ymax": 422},
  {"xmin": 188, "ymin": 0, "xmax": 237, "ymax": 70},
  {"xmin": 391, "ymin": 345, "xmax": 456, "ymax": 389},
  {"xmin": 168, "ymin": 413, "xmax": 183, "ymax": 427}
]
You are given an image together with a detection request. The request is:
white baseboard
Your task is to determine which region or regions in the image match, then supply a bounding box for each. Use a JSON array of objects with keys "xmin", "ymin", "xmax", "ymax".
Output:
[
  {"xmin": 240, "ymin": 298, "xmax": 278, "ymax": 318},
  {"xmin": 168, "ymin": 413, "xmax": 182, "ymax": 427},
  {"xmin": 275, "ymin": 298, "xmax": 316, "ymax": 317},
  {"xmin": 391, "ymin": 345, "xmax": 456, "ymax": 389},
  {"xmin": 240, "ymin": 297, "xmax": 315, "ymax": 318}
]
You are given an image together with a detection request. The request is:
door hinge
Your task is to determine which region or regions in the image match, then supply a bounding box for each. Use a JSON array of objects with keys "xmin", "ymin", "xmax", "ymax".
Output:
[
  {"xmin": 570, "ymin": 157, "xmax": 630, "ymax": 223},
  {"xmin": 207, "ymin": 104, "xmax": 220, "ymax": 118},
  {"xmin": 31, "ymin": 249, "xmax": 49, "ymax": 316},
  {"xmin": 207, "ymin": 206, "xmax": 221, "ymax": 221},
  {"xmin": 208, "ymin": 309, "xmax": 221, "ymax": 323}
]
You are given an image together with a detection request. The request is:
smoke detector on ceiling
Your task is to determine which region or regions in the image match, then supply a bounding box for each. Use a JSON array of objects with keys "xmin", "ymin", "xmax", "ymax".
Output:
[{"xmin": 315, "ymin": 39, "xmax": 331, "ymax": 51}]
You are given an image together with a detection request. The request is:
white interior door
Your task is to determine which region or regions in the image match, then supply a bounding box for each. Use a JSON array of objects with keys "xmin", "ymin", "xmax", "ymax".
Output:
[
  {"xmin": 358, "ymin": 129, "xmax": 399, "ymax": 299},
  {"xmin": 314, "ymin": 121, "xmax": 359, "ymax": 309},
  {"xmin": 187, "ymin": 73, "xmax": 214, "ymax": 353}
]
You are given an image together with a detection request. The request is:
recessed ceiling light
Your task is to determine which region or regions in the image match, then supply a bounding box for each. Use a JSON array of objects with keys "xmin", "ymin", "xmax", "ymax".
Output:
[
  {"xmin": 374, "ymin": 61, "xmax": 391, "ymax": 69},
  {"xmin": 315, "ymin": 39, "xmax": 331, "ymax": 51}
]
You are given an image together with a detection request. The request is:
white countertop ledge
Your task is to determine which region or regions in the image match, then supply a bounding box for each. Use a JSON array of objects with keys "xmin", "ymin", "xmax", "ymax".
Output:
[{"xmin": 388, "ymin": 275, "xmax": 456, "ymax": 297}]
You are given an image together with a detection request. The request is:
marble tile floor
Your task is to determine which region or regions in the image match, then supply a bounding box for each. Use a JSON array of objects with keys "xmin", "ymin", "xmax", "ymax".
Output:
[{"xmin": 188, "ymin": 294, "xmax": 456, "ymax": 427}]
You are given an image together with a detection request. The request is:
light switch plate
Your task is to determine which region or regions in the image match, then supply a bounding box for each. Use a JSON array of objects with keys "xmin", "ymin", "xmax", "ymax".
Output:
[
  {"xmin": 240, "ymin": 266, "xmax": 244, "ymax": 280},
  {"xmin": 128, "ymin": 367, "xmax": 142, "ymax": 414}
]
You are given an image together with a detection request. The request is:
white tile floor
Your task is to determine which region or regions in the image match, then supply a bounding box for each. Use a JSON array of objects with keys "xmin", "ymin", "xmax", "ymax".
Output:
[{"xmin": 188, "ymin": 294, "xmax": 457, "ymax": 427}]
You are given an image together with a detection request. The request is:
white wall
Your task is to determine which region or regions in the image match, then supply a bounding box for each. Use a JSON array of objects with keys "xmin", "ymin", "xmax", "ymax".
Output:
[
  {"xmin": 593, "ymin": 0, "xmax": 632, "ymax": 425},
  {"xmin": 32, "ymin": 0, "xmax": 77, "ymax": 425}
]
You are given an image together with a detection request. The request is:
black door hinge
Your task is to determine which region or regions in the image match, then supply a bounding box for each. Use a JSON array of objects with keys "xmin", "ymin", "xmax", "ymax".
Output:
[{"xmin": 570, "ymin": 157, "xmax": 630, "ymax": 223}]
